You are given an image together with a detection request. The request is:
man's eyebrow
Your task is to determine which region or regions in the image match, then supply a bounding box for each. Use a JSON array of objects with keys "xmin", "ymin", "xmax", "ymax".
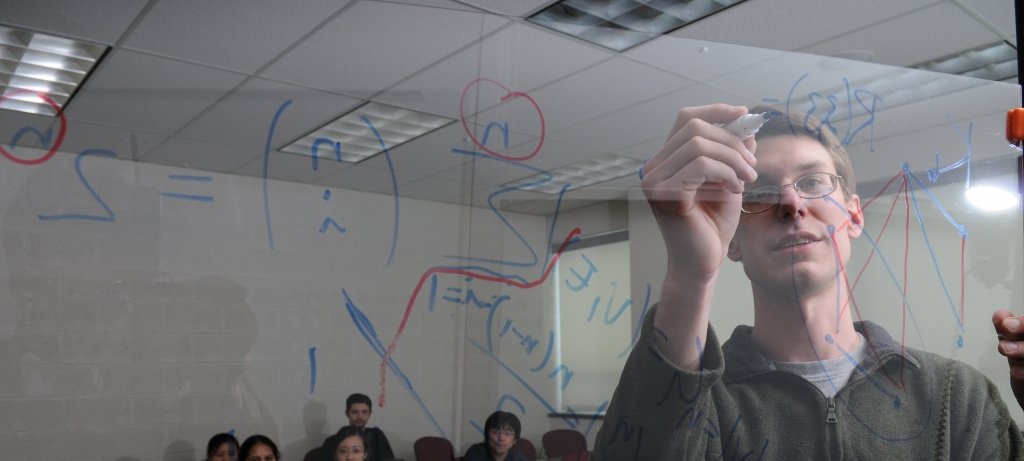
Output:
[
  {"xmin": 746, "ymin": 161, "xmax": 831, "ymax": 188},
  {"xmin": 795, "ymin": 160, "xmax": 829, "ymax": 171}
]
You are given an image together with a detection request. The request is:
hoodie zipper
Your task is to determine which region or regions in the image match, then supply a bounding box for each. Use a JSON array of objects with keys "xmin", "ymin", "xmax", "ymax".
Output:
[{"xmin": 826, "ymin": 396, "xmax": 838, "ymax": 423}]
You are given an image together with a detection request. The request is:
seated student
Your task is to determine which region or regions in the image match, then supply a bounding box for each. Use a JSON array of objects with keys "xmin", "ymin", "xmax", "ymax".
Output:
[
  {"xmin": 206, "ymin": 433, "xmax": 239, "ymax": 461},
  {"xmin": 239, "ymin": 435, "xmax": 280, "ymax": 461},
  {"xmin": 322, "ymin": 393, "xmax": 395, "ymax": 461},
  {"xmin": 332, "ymin": 426, "xmax": 369, "ymax": 461},
  {"xmin": 463, "ymin": 411, "xmax": 528, "ymax": 461},
  {"xmin": 592, "ymin": 104, "xmax": 1024, "ymax": 459}
]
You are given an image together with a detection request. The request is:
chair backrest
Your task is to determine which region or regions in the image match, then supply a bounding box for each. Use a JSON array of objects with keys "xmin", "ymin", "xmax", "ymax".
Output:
[
  {"xmin": 541, "ymin": 429, "xmax": 587, "ymax": 458},
  {"xmin": 516, "ymin": 437, "xmax": 538, "ymax": 460},
  {"xmin": 413, "ymin": 436, "xmax": 455, "ymax": 461},
  {"xmin": 303, "ymin": 446, "xmax": 323, "ymax": 461}
]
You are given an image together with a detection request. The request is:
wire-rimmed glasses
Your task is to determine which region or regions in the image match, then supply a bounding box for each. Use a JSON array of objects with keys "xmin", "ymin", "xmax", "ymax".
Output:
[{"xmin": 740, "ymin": 172, "xmax": 843, "ymax": 214}]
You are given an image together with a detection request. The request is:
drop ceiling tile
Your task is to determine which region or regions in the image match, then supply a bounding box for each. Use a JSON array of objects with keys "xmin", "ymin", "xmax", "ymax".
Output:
[
  {"xmin": 122, "ymin": 0, "xmax": 350, "ymax": 73},
  {"xmin": 705, "ymin": 53, "xmax": 898, "ymax": 108},
  {"xmin": 65, "ymin": 50, "xmax": 247, "ymax": 136},
  {"xmin": 960, "ymin": 0, "xmax": 1016, "ymax": 41},
  {"xmin": 378, "ymin": 22, "xmax": 611, "ymax": 119},
  {"xmin": 179, "ymin": 78, "xmax": 362, "ymax": 150},
  {"xmin": 452, "ymin": 0, "xmax": 551, "ymax": 16},
  {"xmin": 0, "ymin": 0, "xmax": 148, "ymax": 44},
  {"xmin": 363, "ymin": 123, "xmax": 473, "ymax": 175},
  {"xmin": 145, "ymin": 137, "xmax": 262, "ymax": 173},
  {"xmin": 472, "ymin": 22, "xmax": 613, "ymax": 92},
  {"xmin": 619, "ymin": 137, "xmax": 664, "ymax": 163},
  {"xmin": 626, "ymin": 36, "xmax": 785, "ymax": 81},
  {"xmin": 668, "ymin": 0, "xmax": 938, "ymax": 53},
  {"xmin": 261, "ymin": 1, "xmax": 507, "ymax": 95},
  {"xmin": 549, "ymin": 84, "xmax": 739, "ymax": 153},
  {"xmin": 802, "ymin": 2, "xmax": 1001, "ymax": 67},
  {"xmin": 384, "ymin": 0, "xmax": 482, "ymax": 12},
  {"xmin": 472, "ymin": 56, "xmax": 696, "ymax": 134}
]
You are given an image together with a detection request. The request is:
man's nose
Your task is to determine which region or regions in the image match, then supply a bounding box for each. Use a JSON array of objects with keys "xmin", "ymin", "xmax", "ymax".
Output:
[{"xmin": 775, "ymin": 185, "xmax": 806, "ymax": 218}]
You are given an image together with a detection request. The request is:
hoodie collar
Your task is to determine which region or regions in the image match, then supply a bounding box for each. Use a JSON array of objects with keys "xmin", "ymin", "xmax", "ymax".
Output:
[{"xmin": 721, "ymin": 321, "xmax": 920, "ymax": 382}]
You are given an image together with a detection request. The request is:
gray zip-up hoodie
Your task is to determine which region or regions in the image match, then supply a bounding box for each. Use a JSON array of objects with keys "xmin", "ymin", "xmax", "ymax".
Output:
[{"xmin": 593, "ymin": 307, "xmax": 1024, "ymax": 460}]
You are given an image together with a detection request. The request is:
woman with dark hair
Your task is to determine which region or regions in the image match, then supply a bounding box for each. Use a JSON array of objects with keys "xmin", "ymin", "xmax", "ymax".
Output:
[
  {"xmin": 463, "ymin": 411, "xmax": 528, "ymax": 461},
  {"xmin": 332, "ymin": 426, "xmax": 369, "ymax": 461},
  {"xmin": 206, "ymin": 433, "xmax": 239, "ymax": 461},
  {"xmin": 239, "ymin": 435, "xmax": 280, "ymax": 461}
]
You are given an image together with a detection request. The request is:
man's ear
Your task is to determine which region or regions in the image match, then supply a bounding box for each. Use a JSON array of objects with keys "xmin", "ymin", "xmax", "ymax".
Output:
[
  {"xmin": 847, "ymin": 194, "xmax": 863, "ymax": 238},
  {"xmin": 727, "ymin": 239, "xmax": 742, "ymax": 261}
]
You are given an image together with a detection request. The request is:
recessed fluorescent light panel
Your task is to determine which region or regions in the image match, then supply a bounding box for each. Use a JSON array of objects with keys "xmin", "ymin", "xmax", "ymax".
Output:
[
  {"xmin": 280, "ymin": 102, "xmax": 454, "ymax": 163},
  {"xmin": 529, "ymin": 0, "xmax": 748, "ymax": 51},
  {"xmin": 504, "ymin": 154, "xmax": 644, "ymax": 194},
  {"xmin": 914, "ymin": 41, "xmax": 1017, "ymax": 82},
  {"xmin": 0, "ymin": 25, "xmax": 107, "ymax": 116}
]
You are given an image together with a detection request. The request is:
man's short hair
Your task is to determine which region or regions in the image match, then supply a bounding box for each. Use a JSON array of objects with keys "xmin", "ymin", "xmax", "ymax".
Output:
[
  {"xmin": 750, "ymin": 105, "xmax": 857, "ymax": 197},
  {"xmin": 346, "ymin": 393, "xmax": 373, "ymax": 412}
]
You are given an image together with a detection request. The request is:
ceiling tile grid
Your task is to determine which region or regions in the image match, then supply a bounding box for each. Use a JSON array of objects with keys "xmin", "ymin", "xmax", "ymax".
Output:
[
  {"xmin": 121, "ymin": 0, "xmax": 352, "ymax": 74},
  {"xmin": 0, "ymin": 0, "xmax": 1017, "ymax": 215},
  {"xmin": 667, "ymin": 0, "xmax": 942, "ymax": 55},
  {"xmin": 64, "ymin": 50, "xmax": 248, "ymax": 136},
  {"xmin": 801, "ymin": 1, "xmax": 1005, "ymax": 67},
  {"xmin": 377, "ymin": 21, "xmax": 611, "ymax": 120},
  {"xmin": 259, "ymin": 1, "xmax": 506, "ymax": 96},
  {"xmin": 177, "ymin": 78, "xmax": 363, "ymax": 150},
  {"xmin": 0, "ymin": 0, "xmax": 149, "ymax": 45}
]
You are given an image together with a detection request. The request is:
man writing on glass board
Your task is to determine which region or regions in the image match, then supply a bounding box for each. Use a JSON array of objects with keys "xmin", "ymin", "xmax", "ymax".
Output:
[{"xmin": 592, "ymin": 104, "xmax": 1024, "ymax": 460}]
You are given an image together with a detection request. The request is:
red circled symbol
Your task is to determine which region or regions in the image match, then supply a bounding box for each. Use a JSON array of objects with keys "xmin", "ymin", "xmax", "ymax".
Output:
[
  {"xmin": 459, "ymin": 78, "xmax": 545, "ymax": 161},
  {"xmin": 0, "ymin": 89, "xmax": 68, "ymax": 165}
]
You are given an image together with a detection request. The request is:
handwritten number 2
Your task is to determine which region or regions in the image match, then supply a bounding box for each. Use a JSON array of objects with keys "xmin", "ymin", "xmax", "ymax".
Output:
[{"xmin": 38, "ymin": 149, "xmax": 117, "ymax": 222}]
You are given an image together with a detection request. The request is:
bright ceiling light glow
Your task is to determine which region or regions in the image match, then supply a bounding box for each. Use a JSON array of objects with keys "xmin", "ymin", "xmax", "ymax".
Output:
[
  {"xmin": 965, "ymin": 185, "xmax": 1020, "ymax": 212},
  {"xmin": 914, "ymin": 41, "xmax": 1017, "ymax": 82},
  {"xmin": 0, "ymin": 25, "xmax": 107, "ymax": 116}
]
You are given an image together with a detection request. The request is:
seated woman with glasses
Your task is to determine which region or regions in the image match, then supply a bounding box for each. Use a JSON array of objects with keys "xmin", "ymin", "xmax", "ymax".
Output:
[
  {"xmin": 331, "ymin": 426, "xmax": 369, "ymax": 461},
  {"xmin": 463, "ymin": 411, "xmax": 528, "ymax": 461}
]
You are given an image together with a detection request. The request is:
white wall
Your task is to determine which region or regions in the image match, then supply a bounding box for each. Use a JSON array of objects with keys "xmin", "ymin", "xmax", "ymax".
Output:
[{"xmin": 0, "ymin": 149, "xmax": 575, "ymax": 461}]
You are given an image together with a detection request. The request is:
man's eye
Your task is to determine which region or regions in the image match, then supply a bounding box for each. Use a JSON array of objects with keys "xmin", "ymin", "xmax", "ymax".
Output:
[{"xmin": 803, "ymin": 178, "xmax": 822, "ymax": 187}]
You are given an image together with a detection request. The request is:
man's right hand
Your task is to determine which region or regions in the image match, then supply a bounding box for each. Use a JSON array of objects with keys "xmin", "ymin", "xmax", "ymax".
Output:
[
  {"xmin": 641, "ymin": 104, "xmax": 758, "ymax": 283},
  {"xmin": 641, "ymin": 104, "xmax": 759, "ymax": 370}
]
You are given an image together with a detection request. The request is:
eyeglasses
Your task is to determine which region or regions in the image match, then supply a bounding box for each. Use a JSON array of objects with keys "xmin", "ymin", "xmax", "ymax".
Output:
[
  {"xmin": 740, "ymin": 172, "xmax": 842, "ymax": 214},
  {"xmin": 337, "ymin": 447, "xmax": 365, "ymax": 456},
  {"xmin": 489, "ymin": 428, "xmax": 516, "ymax": 437}
]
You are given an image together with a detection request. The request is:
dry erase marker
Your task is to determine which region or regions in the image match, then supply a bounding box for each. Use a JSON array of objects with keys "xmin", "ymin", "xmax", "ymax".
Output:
[{"xmin": 720, "ymin": 113, "xmax": 769, "ymax": 139}]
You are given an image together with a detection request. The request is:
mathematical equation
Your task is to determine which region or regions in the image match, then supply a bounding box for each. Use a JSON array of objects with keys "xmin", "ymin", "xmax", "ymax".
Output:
[{"xmin": 1, "ymin": 72, "xmax": 990, "ymax": 443}]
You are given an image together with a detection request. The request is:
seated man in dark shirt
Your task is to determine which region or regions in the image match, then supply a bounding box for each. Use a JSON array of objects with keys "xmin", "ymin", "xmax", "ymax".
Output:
[{"xmin": 322, "ymin": 393, "xmax": 395, "ymax": 461}]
